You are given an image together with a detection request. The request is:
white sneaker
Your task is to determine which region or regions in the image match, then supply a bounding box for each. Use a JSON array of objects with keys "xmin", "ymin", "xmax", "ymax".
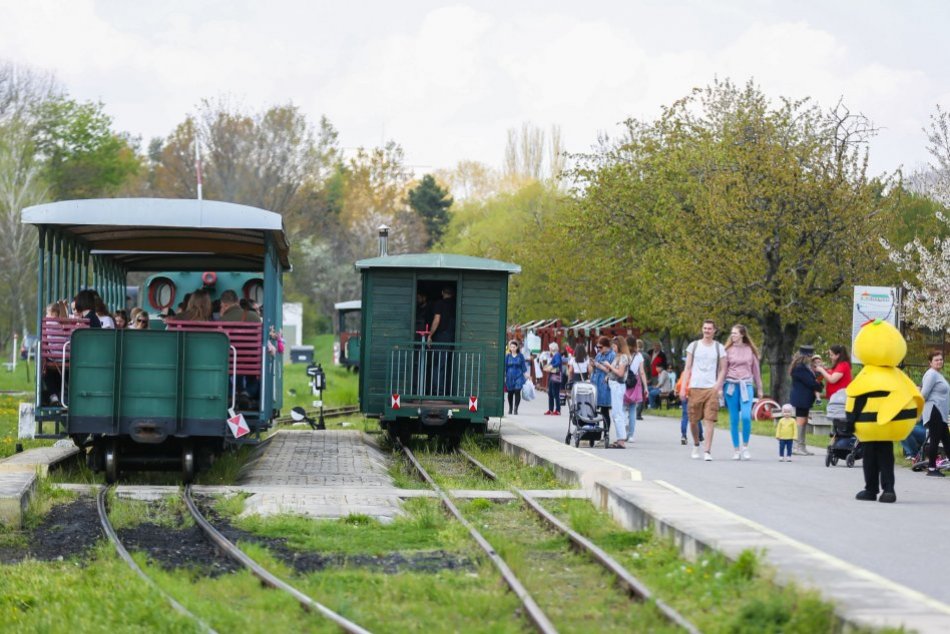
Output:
[
  {"xmin": 690, "ymin": 446, "xmax": 700, "ymax": 459},
  {"xmin": 778, "ymin": 457, "xmax": 784, "ymax": 462},
  {"xmin": 704, "ymin": 452, "xmax": 713, "ymax": 461},
  {"xmin": 732, "ymin": 450, "xmax": 741, "ymax": 460},
  {"xmin": 741, "ymin": 447, "xmax": 751, "ymax": 461}
]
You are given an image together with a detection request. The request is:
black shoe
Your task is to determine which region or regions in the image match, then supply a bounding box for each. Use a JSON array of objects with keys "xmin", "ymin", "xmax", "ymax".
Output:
[
  {"xmin": 855, "ymin": 490, "xmax": 877, "ymax": 501},
  {"xmin": 514, "ymin": 408, "xmax": 518, "ymax": 415},
  {"xmin": 879, "ymin": 491, "xmax": 897, "ymax": 503},
  {"xmin": 637, "ymin": 415, "xmax": 644, "ymax": 421},
  {"xmin": 508, "ymin": 409, "xmax": 513, "ymax": 415},
  {"xmin": 680, "ymin": 436, "xmax": 687, "ymax": 445},
  {"xmin": 927, "ymin": 469, "xmax": 946, "ymax": 477}
]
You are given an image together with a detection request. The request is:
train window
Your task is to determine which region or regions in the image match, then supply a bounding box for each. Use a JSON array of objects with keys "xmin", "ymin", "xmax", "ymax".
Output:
[
  {"xmin": 148, "ymin": 277, "xmax": 176, "ymax": 310},
  {"xmin": 242, "ymin": 279, "xmax": 264, "ymax": 305}
]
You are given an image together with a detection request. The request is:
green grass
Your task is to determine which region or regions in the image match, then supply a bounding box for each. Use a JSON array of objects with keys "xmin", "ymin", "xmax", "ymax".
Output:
[
  {"xmin": 107, "ymin": 490, "xmax": 193, "ymax": 530},
  {"xmin": 540, "ymin": 498, "xmax": 857, "ymax": 634},
  {"xmin": 386, "ymin": 435, "xmax": 564, "ymax": 491},
  {"xmin": 217, "ymin": 495, "xmax": 471, "ymax": 554}
]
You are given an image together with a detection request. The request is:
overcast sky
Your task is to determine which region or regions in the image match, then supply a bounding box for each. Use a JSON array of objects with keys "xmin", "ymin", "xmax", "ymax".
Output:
[{"xmin": 2, "ymin": 0, "xmax": 947, "ymax": 177}]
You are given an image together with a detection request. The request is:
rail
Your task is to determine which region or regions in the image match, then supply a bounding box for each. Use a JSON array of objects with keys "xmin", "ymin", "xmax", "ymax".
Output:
[
  {"xmin": 398, "ymin": 440, "xmax": 557, "ymax": 634},
  {"xmin": 386, "ymin": 341, "xmax": 484, "ymax": 402},
  {"xmin": 97, "ymin": 486, "xmax": 217, "ymax": 633},
  {"xmin": 183, "ymin": 485, "xmax": 371, "ymax": 634}
]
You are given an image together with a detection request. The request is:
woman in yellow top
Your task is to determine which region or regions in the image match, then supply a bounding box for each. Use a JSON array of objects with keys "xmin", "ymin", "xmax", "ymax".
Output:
[{"xmin": 775, "ymin": 404, "xmax": 797, "ymax": 462}]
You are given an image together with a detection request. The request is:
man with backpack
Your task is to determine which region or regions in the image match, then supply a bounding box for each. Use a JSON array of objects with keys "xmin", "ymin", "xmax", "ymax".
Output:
[{"xmin": 679, "ymin": 319, "xmax": 727, "ymax": 461}]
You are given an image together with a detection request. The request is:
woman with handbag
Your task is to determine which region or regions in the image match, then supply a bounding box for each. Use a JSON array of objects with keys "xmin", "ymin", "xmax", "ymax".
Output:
[
  {"xmin": 624, "ymin": 335, "xmax": 650, "ymax": 442},
  {"xmin": 590, "ymin": 336, "xmax": 615, "ymax": 437},
  {"xmin": 543, "ymin": 342, "xmax": 564, "ymax": 415},
  {"xmin": 504, "ymin": 340, "xmax": 529, "ymax": 415},
  {"xmin": 595, "ymin": 336, "xmax": 631, "ymax": 447}
]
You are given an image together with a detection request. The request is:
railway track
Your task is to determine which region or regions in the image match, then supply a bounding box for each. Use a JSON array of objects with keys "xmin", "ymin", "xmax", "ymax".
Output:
[
  {"xmin": 398, "ymin": 442, "xmax": 701, "ymax": 633},
  {"xmin": 275, "ymin": 405, "xmax": 360, "ymax": 425},
  {"xmin": 96, "ymin": 485, "xmax": 371, "ymax": 634},
  {"xmin": 457, "ymin": 450, "xmax": 700, "ymax": 634}
]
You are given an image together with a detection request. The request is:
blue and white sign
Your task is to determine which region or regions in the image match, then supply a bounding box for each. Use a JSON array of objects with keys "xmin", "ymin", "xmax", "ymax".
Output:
[{"xmin": 851, "ymin": 286, "xmax": 899, "ymax": 363}]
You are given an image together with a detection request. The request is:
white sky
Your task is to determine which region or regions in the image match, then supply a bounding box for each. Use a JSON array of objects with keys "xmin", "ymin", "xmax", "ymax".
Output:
[{"xmin": 2, "ymin": 0, "xmax": 948, "ymax": 177}]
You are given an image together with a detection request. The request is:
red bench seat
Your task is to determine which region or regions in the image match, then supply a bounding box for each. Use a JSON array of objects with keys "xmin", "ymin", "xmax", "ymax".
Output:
[
  {"xmin": 41, "ymin": 317, "xmax": 89, "ymax": 370},
  {"xmin": 164, "ymin": 320, "xmax": 263, "ymax": 377}
]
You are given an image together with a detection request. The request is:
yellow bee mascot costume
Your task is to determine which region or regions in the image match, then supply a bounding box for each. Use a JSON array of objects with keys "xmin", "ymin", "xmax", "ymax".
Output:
[{"xmin": 846, "ymin": 319, "xmax": 923, "ymax": 503}]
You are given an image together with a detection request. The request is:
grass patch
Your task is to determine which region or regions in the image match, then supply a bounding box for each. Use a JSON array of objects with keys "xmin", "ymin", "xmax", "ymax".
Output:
[
  {"xmin": 542, "ymin": 498, "xmax": 849, "ymax": 633},
  {"xmin": 107, "ymin": 491, "xmax": 192, "ymax": 530},
  {"xmin": 460, "ymin": 498, "xmax": 679, "ymax": 632},
  {"xmin": 387, "ymin": 435, "xmax": 563, "ymax": 491},
  {"xmin": 225, "ymin": 497, "xmax": 470, "ymax": 555}
]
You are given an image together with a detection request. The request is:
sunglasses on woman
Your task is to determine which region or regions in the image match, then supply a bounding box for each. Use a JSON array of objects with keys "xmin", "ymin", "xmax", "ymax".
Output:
[{"xmin": 136, "ymin": 318, "xmax": 148, "ymax": 324}]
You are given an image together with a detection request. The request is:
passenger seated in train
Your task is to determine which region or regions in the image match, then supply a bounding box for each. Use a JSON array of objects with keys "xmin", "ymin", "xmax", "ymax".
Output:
[
  {"xmin": 94, "ymin": 294, "xmax": 116, "ymax": 328},
  {"xmin": 170, "ymin": 288, "xmax": 213, "ymax": 321},
  {"xmin": 73, "ymin": 290, "xmax": 102, "ymax": 328},
  {"xmin": 219, "ymin": 290, "xmax": 261, "ymax": 323}
]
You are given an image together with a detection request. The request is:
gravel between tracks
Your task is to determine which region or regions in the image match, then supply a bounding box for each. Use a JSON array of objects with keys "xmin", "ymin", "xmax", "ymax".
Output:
[
  {"xmin": 0, "ymin": 498, "xmax": 102, "ymax": 564},
  {"xmin": 196, "ymin": 495, "xmax": 475, "ymax": 575}
]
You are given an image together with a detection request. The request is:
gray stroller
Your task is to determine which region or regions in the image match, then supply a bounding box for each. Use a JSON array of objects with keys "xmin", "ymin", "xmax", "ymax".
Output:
[{"xmin": 565, "ymin": 381, "xmax": 608, "ymax": 448}]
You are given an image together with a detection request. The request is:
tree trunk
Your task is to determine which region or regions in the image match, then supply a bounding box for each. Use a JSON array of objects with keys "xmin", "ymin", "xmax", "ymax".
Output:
[{"xmin": 759, "ymin": 314, "xmax": 800, "ymax": 402}]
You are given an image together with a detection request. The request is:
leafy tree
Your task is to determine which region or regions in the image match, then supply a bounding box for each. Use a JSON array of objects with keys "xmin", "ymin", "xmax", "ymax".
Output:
[
  {"xmin": 33, "ymin": 97, "xmax": 141, "ymax": 199},
  {"xmin": 440, "ymin": 180, "xmax": 574, "ymax": 321},
  {"xmin": 408, "ymin": 174, "xmax": 453, "ymax": 248},
  {"xmin": 883, "ymin": 106, "xmax": 950, "ymax": 331},
  {"xmin": 0, "ymin": 61, "xmax": 60, "ymax": 342},
  {"xmin": 571, "ymin": 80, "xmax": 894, "ymax": 399}
]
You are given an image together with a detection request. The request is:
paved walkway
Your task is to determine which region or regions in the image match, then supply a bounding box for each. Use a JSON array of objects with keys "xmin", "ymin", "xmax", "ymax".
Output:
[
  {"xmin": 238, "ymin": 430, "xmax": 404, "ymax": 521},
  {"xmin": 502, "ymin": 394, "xmax": 950, "ymax": 632}
]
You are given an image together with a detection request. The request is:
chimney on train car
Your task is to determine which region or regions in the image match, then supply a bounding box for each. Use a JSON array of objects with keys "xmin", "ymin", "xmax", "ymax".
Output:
[{"xmin": 378, "ymin": 224, "xmax": 390, "ymax": 257}]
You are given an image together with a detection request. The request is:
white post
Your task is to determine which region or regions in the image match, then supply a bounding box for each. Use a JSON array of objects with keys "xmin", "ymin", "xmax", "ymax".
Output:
[{"xmin": 11, "ymin": 333, "xmax": 17, "ymax": 373}]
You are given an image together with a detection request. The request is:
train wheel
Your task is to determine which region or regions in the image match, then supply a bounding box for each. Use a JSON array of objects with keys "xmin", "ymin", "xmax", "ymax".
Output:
[
  {"xmin": 181, "ymin": 443, "xmax": 196, "ymax": 483},
  {"xmin": 104, "ymin": 440, "xmax": 118, "ymax": 484}
]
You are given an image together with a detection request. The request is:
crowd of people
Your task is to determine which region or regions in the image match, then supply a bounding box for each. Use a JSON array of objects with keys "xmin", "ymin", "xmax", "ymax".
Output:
[
  {"xmin": 45, "ymin": 287, "xmax": 264, "ymax": 330},
  {"xmin": 504, "ymin": 318, "xmax": 950, "ymax": 485}
]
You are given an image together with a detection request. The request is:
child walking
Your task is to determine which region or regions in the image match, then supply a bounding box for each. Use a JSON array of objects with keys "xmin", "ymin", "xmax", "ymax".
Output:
[{"xmin": 776, "ymin": 404, "xmax": 797, "ymax": 462}]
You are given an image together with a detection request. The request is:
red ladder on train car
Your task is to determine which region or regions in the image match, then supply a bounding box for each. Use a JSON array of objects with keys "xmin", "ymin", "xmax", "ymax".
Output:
[{"xmin": 163, "ymin": 320, "xmax": 263, "ymax": 376}]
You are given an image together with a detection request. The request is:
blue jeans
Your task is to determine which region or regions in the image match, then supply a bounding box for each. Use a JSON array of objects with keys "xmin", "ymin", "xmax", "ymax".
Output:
[
  {"xmin": 724, "ymin": 381, "xmax": 754, "ymax": 448},
  {"xmin": 680, "ymin": 399, "xmax": 704, "ymax": 441},
  {"xmin": 609, "ymin": 382, "xmax": 627, "ymax": 440},
  {"xmin": 625, "ymin": 403, "xmax": 637, "ymax": 440},
  {"xmin": 900, "ymin": 422, "xmax": 926, "ymax": 457},
  {"xmin": 648, "ymin": 387, "xmax": 661, "ymax": 408},
  {"xmin": 779, "ymin": 439, "xmax": 793, "ymax": 457},
  {"xmin": 548, "ymin": 381, "xmax": 561, "ymax": 413}
]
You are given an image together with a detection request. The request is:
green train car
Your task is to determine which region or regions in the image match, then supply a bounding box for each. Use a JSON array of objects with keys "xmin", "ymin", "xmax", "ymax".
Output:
[
  {"xmin": 356, "ymin": 253, "xmax": 520, "ymax": 443},
  {"xmin": 21, "ymin": 198, "xmax": 289, "ymax": 482}
]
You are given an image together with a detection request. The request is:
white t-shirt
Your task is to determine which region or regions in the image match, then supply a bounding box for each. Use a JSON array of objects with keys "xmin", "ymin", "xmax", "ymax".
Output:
[
  {"xmin": 630, "ymin": 352, "xmax": 644, "ymax": 377},
  {"xmin": 570, "ymin": 358, "xmax": 589, "ymax": 376},
  {"xmin": 686, "ymin": 340, "xmax": 726, "ymax": 389}
]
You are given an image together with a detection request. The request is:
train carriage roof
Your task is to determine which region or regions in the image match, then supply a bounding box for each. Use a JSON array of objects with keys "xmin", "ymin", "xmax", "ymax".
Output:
[
  {"xmin": 22, "ymin": 198, "xmax": 290, "ymax": 271},
  {"xmin": 355, "ymin": 253, "xmax": 520, "ymax": 273}
]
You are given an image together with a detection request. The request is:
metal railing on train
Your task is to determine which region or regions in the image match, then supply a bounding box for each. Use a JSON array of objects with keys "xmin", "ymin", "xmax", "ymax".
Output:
[{"xmin": 386, "ymin": 342, "xmax": 484, "ymax": 401}]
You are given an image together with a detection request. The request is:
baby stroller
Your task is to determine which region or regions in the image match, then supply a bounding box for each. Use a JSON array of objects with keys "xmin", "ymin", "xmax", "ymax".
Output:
[
  {"xmin": 824, "ymin": 390, "xmax": 862, "ymax": 467},
  {"xmin": 565, "ymin": 380, "xmax": 608, "ymax": 448}
]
